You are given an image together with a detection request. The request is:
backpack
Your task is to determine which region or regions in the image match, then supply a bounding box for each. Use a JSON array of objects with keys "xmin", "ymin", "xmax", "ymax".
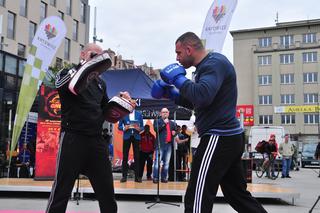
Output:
[{"xmin": 255, "ymin": 140, "xmax": 267, "ymax": 153}]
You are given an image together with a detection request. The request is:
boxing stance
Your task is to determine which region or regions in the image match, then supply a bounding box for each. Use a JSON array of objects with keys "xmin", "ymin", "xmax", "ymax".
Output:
[
  {"xmin": 152, "ymin": 32, "xmax": 267, "ymax": 213},
  {"xmin": 46, "ymin": 43, "xmax": 133, "ymax": 213}
]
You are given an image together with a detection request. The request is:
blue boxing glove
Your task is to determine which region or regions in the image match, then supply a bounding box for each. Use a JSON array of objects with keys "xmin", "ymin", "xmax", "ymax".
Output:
[
  {"xmin": 160, "ymin": 63, "xmax": 188, "ymax": 89},
  {"xmin": 151, "ymin": 80, "xmax": 179, "ymax": 100}
]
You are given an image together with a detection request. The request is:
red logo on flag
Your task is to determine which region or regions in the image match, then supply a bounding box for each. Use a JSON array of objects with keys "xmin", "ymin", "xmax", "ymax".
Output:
[
  {"xmin": 212, "ymin": 5, "xmax": 226, "ymax": 23},
  {"xmin": 44, "ymin": 24, "xmax": 57, "ymax": 39}
]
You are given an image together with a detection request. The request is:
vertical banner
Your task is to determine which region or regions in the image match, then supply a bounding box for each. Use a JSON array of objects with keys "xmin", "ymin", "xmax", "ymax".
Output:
[
  {"xmin": 10, "ymin": 16, "xmax": 66, "ymax": 160},
  {"xmin": 201, "ymin": 0, "xmax": 238, "ymax": 52},
  {"xmin": 35, "ymin": 85, "xmax": 61, "ymax": 180}
]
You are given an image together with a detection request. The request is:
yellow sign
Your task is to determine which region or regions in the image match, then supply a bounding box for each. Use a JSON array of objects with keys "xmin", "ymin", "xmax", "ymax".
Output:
[{"xmin": 274, "ymin": 105, "xmax": 320, "ymax": 113}]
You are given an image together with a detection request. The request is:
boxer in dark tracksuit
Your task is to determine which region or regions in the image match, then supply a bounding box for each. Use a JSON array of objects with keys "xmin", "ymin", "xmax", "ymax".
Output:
[
  {"xmin": 46, "ymin": 43, "xmax": 117, "ymax": 213},
  {"xmin": 156, "ymin": 32, "xmax": 267, "ymax": 213}
]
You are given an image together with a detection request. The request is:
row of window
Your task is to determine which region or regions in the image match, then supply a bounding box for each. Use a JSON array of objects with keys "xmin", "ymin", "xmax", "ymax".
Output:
[
  {"xmin": 259, "ymin": 114, "xmax": 319, "ymax": 125},
  {"xmin": 259, "ymin": 93, "xmax": 320, "ymax": 105},
  {"xmin": 1, "ymin": 0, "xmax": 86, "ymax": 22},
  {"xmin": 259, "ymin": 33, "xmax": 317, "ymax": 48},
  {"xmin": 258, "ymin": 52, "xmax": 317, "ymax": 65},
  {"xmin": 7, "ymin": 10, "xmax": 80, "ymax": 43},
  {"xmin": 259, "ymin": 72, "xmax": 318, "ymax": 85}
]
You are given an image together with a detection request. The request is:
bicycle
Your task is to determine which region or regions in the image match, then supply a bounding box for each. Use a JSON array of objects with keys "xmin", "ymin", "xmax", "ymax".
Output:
[{"xmin": 255, "ymin": 154, "xmax": 280, "ymax": 180}]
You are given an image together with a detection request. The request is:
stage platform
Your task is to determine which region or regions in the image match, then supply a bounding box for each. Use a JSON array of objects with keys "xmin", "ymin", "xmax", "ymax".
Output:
[{"xmin": 0, "ymin": 178, "xmax": 300, "ymax": 205}]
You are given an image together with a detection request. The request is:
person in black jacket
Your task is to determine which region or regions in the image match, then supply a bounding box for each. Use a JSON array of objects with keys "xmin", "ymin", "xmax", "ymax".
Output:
[{"xmin": 46, "ymin": 43, "xmax": 131, "ymax": 213}]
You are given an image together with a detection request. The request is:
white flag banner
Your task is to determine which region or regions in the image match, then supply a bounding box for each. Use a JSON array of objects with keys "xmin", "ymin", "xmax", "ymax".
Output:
[
  {"xmin": 201, "ymin": 0, "xmax": 238, "ymax": 53},
  {"xmin": 10, "ymin": 16, "xmax": 66, "ymax": 160}
]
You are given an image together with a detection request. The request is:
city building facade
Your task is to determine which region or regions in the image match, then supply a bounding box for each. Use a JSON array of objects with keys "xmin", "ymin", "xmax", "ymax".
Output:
[
  {"xmin": 0, "ymin": 0, "xmax": 90, "ymax": 146},
  {"xmin": 231, "ymin": 19, "xmax": 320, "ymax": 143}
]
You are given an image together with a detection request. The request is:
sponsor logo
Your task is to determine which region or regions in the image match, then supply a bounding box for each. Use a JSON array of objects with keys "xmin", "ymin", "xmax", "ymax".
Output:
[
  {"xmin": 45, "ymin": 92, "xmax": 61, "ymax": 118},
  {"xmin": 212, "ymin": 5, "xmax": 226, "ymax": 23},
  {"xmin": 44, "ymin": 24, "xmax": 57, "ymax": 39}
]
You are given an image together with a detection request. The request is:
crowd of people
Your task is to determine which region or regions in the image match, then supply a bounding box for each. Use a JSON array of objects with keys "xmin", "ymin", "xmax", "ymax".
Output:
[{"xmin": 118, "ymin": 107, "xmax": 195, "ymax": 183}]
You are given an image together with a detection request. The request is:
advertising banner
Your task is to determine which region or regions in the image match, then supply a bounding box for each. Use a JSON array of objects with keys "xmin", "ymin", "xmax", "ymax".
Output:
[
  {"xmin": 236, "ymin": 105, "xmax": 254, "ymax": 126},
  {"xmin": 34, "ymin": 85, "xmax": 61, "ymax": 180}
]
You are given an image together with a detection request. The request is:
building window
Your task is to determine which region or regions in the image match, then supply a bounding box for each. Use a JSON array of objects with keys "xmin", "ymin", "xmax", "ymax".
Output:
[
  {"xmin": 18, "ymin": 60, "xmax": 25, "ymax": 77},
  {"xmin": 304, "ymin": 113, "xmax": 319, "ymax": 124},
  {"xmin": 280, "ymin": 54, "xmax": 294, "ymax": 64},
  {"xmin": 72, "ymin": 19, "xmax": 78, "ymax": 41},
  {"xmin": 4, "ymin": 55, "xmax": 17, "ymax": 75},
  {"xmin": 259, "ymin": 95, "xmax": 272, "ymax": 105},
  {"xmin": 258, "ymin": 75, "xmax": 272, "ymax": 85},
  {"xmin": 303, "ymin": 72, "xmax": 318, "ymax": 83},
  {"xmin": 259, "ymin": 115, "xmax": 273, "ymax": 125},
  {"xmin": 303, "ymin": 52, "xmax": 317, "ymax": 63},
  {"xmin": 40, "ymin": 1, "xmax": 47, "ymax": 22},
  {"xmin": 258, "ymin": 37, "xmax": 272, "ymax": 48},
  {"xmin": 66, "ymin": 0, "xmax": 72, "ymax": 16},
  {"xmin": 49, "ymin": 0, "xmax": 56, "ymax": 6},
  {"xmin": 258, "ymin": 55, "xmax": 271, "ymax": 65},
  {"xmin": 80, "ymin": 2, "xmax": 86, "ymax": 23},
  {"xmin": 55, "ymin": 57, "xmax": 63, "ymax": 69},
  {"xmin": 280, "ymin": 94, "xmax": 295, "ymax": 104},
  {"xmin": 4, "ymin": 74, "xmax": 16, "ymax": 90},
  {"xmin": 0, "ymin": 0, "xmax": 4, "ymax": 7},
  {"xmin": 17, "ymin": 43, "xmax": 26, "ymax": 58},
  {"xmin": 303, "ymin": 33, "xmax": 316, "ymax": 43},
  {"xmin": 29, "ymin": 21, "xmax": 36, "ymax": 44},
  {"xmin": 280, "ymin": 73, "xmax": 294, "ymax": 84},
  {"xmin": 280, "ymin": 35, "xmax": 294, "ymax": 48},
  {"xmin": 304, "ymin": 93, "xmax": 318, "ymax": 104},
  {"xmin": 64, "ymin": 38, "xmax": 70, "ymax": 60},
  {"xmin": 281, "ymin": 114, "xmax": 295, "ymax": 124},
  {"xmin": 19, "ymin": 0, "xmax": 27, "ymax": 17},
  {"xmin": 58, "ymin": 11, "xmax": 64, "ymax": 20},
  {"xmin": 0, "ymin": 52, "xmax": 3, "ymax": 71},
  {"xmin": 7, "ymin": 12, "xmax": 15, "ymax": 39}
]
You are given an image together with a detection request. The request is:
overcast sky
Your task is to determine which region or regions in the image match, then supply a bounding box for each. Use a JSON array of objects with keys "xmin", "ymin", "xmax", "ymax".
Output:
[{"xmin": 89, "ymin": 0, "xmax": 319, "ymax": 69}]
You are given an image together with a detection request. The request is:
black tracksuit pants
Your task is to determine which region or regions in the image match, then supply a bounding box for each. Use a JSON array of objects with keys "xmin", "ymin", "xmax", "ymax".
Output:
[
  {"xmin": 122, "ymin": 136, "xmax": 140, "ymax": 179},
  {"xmin": 46, "ymin": 131, "xmax": 117, "ymax": 213},
  {"xmin": 139, "ymin": 151, "xmax": 153, "ymax": 178},
  {"xmin": 185, "ymin": 133, "xmax": 267, "ymax": 213}
]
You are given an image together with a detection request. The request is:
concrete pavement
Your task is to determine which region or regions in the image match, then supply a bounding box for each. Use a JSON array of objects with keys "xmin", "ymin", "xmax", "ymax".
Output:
[{"xmin": 0, "ymin": 168, "xmax": 319, "ymax": 213}]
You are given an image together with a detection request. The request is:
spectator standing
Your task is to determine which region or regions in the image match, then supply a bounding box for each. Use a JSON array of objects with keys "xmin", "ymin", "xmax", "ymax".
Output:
[
  {"xmin": 190, "ymin": 125, "xmax": 200, "ymax": 159},
  {"xmin": 118, "ymin": 110, "xmax": 144, "ymax": 183},
  {"xmin": 139, "ymin": 125, "xmax": 155, "ymax": 180},
  {"xmin": 153, "ymin": 108, "xmax": 176, "ymax": 183},
  {"xmin": 17, "ymin": 143, "xmax": 31, "ymax": 178},
  {"xmin": 176, "ymin": 125, "xmax": 190, "ymax": 181},
  {"xmin": 279, "ymin": 134, "xmax": 294, "ymax": 178}
]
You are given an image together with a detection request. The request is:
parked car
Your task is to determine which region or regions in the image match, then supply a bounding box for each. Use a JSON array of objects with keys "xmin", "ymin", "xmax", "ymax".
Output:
[{"xmin": 301, "ymin": 143, "xmax": 320, "ymax": 168}]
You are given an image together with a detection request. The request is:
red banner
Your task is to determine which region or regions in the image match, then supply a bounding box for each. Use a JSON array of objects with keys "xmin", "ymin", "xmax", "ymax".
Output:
[
  {"xmin": 34, "ymin": 85, "xmax": 61, "ymax": 180},
  {"xmin": 236, "ymin": 105, "xmax": 254, "ymax": 126}
]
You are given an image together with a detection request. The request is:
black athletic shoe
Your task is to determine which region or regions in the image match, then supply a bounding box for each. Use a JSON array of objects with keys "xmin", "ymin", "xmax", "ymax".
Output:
[
  {"xmin": 135, "ymin": 177, "xmax": 142, "ymax": 183},
  {"xmin": 120, "ymin": 177, "xmax": 127, "ymax": 183}
]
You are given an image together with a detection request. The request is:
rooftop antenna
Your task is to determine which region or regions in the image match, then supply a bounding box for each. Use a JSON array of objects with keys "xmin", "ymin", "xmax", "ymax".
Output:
[
  {"xmin": 275, "ymin": 12, "xmax": 279, "ymax": 25},
  {"xmin": 93, "ymin": 7, "xmax": 103, "ymax": 43}
]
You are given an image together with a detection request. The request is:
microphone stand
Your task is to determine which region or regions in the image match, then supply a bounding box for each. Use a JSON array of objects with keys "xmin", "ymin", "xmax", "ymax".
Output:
[{"xmin": 146, "ymin": 116, "xmax": 180, "ymax": 209}]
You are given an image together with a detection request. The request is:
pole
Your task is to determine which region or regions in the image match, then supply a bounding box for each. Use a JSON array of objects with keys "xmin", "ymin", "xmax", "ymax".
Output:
[
  {"xmin": 173, "ymin": 111, "xmax": 177, "ymax": 182},
  {"xmin": 7, "ymin": 101, "xmax": 12, "ymax": 178},
  {"xmin": 318, "ymin": 100, "xmax": 320, "ymax": 139}
]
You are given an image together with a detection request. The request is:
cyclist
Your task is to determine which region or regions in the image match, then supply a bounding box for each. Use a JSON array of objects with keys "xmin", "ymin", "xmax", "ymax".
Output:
[{"xmin": 262, "ymin": 134, "xmax": 278, "ymax": 177}]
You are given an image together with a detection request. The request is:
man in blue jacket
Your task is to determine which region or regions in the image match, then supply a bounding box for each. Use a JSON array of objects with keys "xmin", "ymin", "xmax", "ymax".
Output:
[
  {"xmin": 152, "ymin": 32, "xmax": 266, "ymax": 213},
  {"xmin": 153, "ymin": 107, "xmax": 176, "ymax": 183},
  {"xmin": 118, "ymin": 109, "xmax": 144, "ymax": 183}
]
